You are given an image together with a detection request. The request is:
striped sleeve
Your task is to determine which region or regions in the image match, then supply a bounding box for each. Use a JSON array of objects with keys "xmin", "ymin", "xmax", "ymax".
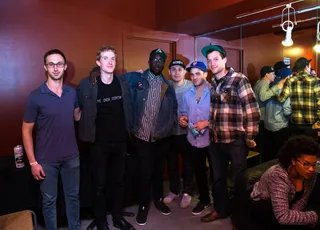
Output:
[
  {"xmin": 238, "ymin": 76, "xmax": 260, "ymax": 140},
  {"xmin": 269, "ymin": 171, "xmax": 318, "ymax": 226}
]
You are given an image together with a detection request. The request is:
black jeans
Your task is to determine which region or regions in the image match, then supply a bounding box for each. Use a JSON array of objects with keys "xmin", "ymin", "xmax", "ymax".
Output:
[
  {"xmin": 264, "ymin": 127, "xmax": 289, "ymax": 162},
  {"xmin": 255, "ymin": 121, "xmax": 265, "ymax": 159},
  {"xmin": 91, "ymin": 142, "xmax": 126, "ymax": 222},
  {"xmin": 190, "ymin": 146, "xmax": 211, "ymax": 204},
  {"xmin": 250, "ymin": 199, "xmax": 315, "ymax": 230},
  {"xmin": 210, "ymin": 136, "xmax": 249, "ymax": 228},
  {"xmin": 166, "ymin": 135, "xmax": 194, "ymax": 195},
  {"xmin": 290, "ymin": 123, "xmax": 315, "ymax": 138},
  {"xmin": 133, "ymin": 136, "xmax": 170, "ymax": 207}
]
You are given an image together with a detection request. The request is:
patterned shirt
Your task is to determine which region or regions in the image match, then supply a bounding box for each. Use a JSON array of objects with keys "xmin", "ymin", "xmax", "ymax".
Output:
[
  {"xmin": 251, "ymin": 165, "xmax": 318, "ymax": 226},
  {"xmin": 135, "ymin": 70, "xmax": 162, "ymax": 142},
  {"xmin": 277, "ymin": 72, "xmax": 320, "ymax": 125},
  {"xmin": 209, "ymin": 70, "xmax": 260, "ymax": 143}
]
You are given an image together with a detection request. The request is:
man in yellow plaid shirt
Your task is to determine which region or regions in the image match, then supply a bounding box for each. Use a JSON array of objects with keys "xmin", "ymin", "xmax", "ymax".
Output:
[{"xmin": 277, "ymin": 57, "xmax": 320, "ymax": 137}]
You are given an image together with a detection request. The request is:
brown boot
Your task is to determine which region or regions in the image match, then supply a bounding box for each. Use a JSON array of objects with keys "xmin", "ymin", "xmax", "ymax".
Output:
[{"xmin": 200, "ymin": 211, "xmax": 222, "ymax": 222}]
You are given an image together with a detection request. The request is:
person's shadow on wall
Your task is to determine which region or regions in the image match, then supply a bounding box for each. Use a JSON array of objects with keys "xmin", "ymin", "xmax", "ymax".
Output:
[
  {"xmin": 64, "ymin": 61, "xmax": 77, "ymax": 88},
  {"xmin": 247, "ymin": 63, "xmax": 257, "ymax": 86}
]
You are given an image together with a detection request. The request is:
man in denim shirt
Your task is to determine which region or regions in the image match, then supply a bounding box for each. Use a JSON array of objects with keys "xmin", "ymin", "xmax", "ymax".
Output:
[
  {"xmin": 264, "ymin": 68, "xmax": 292, "ymax": 161},
  {"xmin": 123, "ymin": 49, "xmax": 178, "ymax": 225},
  {"xmin": 179, "ymin": 61, "xmax": 211, "ymax": 216}
]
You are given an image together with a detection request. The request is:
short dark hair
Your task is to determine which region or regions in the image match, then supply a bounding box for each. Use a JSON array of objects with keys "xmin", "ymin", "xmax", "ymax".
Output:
[
  {"xmin": 278, "ymin": 135, "xmax": 320, "ymax": 169},
  {"xmin": 44, "ymin": 49, "xmax": 66, "ymax": 65},
  {"xmin": 96, "ymin": 45, "xmax": 117, "ymax": 61}
]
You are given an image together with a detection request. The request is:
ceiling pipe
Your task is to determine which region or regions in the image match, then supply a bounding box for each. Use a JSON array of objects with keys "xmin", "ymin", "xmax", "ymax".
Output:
[
  {"xmin": 236, "ymin": 0, "xmax": 304, "ymax": 19},
  {"xmin": 196, "ymin": 5, "xmax": 320, "ymax": 38},
  {"xmin": 272, "ymin": 16, "xmax": 319, "ymax": 28}
]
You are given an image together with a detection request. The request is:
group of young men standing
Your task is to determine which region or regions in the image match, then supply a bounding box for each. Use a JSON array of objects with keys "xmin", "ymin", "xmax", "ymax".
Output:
[{"xmin": 22, "ymin": 44, "xmax": 260, "ymax": 230}]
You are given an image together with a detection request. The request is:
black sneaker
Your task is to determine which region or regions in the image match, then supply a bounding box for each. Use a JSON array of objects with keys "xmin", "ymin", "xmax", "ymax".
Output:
[
  {"xmin": 192, "ymin": 201, "xmax": 211, "ymax": 216},
  {"xmin": 96, "ymin": 219, "xmax": 110, "ymax": 230},
  {"xmin": 154, "ymin": 199, "xmax": 171, "ymax": 215},
  {"xmin": 113, "ymin": 217, "xmax": 135, "ymax": 230},
  {"xmin": 136, "ymin": 206, "xmax": 148, "ymax": 226}
]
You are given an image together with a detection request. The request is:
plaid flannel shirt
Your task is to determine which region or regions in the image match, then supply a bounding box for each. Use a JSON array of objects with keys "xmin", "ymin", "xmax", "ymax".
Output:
[
  {"xmin": 209, "ymin": 70, "xmax": 260, "ymax": 143},
  {"xmin": 277, "ymin": 72, "xmax": 320, "ymax": 125}
]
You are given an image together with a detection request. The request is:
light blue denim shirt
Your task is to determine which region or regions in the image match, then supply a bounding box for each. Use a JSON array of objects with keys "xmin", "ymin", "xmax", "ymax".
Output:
[
  {"xmin": 264, "ymin": 97, "xmax": 291, "ymax": 132},
  {"xmin": 180, "ymin": 84, "xmax": 210, "ymax": 148}
]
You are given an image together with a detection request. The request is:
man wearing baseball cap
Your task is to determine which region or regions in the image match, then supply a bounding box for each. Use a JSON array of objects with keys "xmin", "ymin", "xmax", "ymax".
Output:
[
  {"xmin": 278, "ymin": 57, "xmax": 320, "ymax": 137},
  {"xmin": 264, "ymin": 68, "xmax": 292, "ymax": 162},
  {"xmin": 179, "ymin": 61, "xmax": 212, "ymax": 216},
  {"xmin": 200, "ymin": 44, "xmax": 260, "ymax": 229},
  {"xmin": 123, "ymin": 48, "xmax": 178, "ymax": 225},
  {"xmin": 274, "ymin": 61, "xmax": 290, "ymax": 74},
  {"xmin": 163, "ymin": 59, "xmax": 194, "ymax": 209},
  {"xmin": 253, "ymin": 66, "xmax": 286, "ymax": 162}
]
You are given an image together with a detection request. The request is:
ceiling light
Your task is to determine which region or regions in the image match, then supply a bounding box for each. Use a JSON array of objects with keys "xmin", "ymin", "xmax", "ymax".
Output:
[
  {"xmin": 282, "ymin": 25, "xmax": 294, "ymax": 46},
  {"xmin": 314, "ymin": 44, "xmax": 320, "ymax": 53},
  {"xmin": 281, "ymin": 4, "xmax": 297, "ymax": 47},
  {"xmin": 313, "ymin": 21, "xmax": 320, "ymax": 53}
]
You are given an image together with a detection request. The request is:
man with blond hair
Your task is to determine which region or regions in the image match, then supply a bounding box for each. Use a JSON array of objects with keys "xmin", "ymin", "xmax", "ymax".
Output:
[{"xmin": 77, "ymin": 45, "xmax": 134, "ymax": 230}]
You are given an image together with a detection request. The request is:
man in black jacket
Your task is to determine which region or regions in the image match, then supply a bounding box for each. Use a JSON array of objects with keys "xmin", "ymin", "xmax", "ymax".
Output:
[{"xmin": 77, "ymin": 45, "xmax": 134, "ymax": 230}]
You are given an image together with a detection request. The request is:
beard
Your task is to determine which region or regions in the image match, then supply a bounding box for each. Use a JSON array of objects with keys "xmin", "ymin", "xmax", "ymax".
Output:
[
  {"xmin": 212, "ymin": 66, "xmax": 224, "ymax": 75},
  {"xmin": 194, "ymin": 78, "xmax": 205, "ymax": 87}
]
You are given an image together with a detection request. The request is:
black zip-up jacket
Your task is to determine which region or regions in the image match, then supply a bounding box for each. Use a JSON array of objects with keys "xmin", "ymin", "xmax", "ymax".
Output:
[{"xmin": 76, "ymin": 75, "xmax": 132, "ymax": 143}]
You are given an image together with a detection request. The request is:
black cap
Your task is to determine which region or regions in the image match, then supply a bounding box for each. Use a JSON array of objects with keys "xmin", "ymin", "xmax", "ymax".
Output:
[
  {"xmin": 293, "ymin": 57, "xmax": 312, "ymax": 72},
  {"xmin": 169, "ymin": 59, "xmax": 185, "ymax": 69},
  {"xmin": 260, "ymin": 66, "xmax": 275, "ymax": 77},
  {"xmin": 149, "ymin": 48, "xmax": 167, "ymax": 60},
  {"xmin": 274, "ymin": 61, "xmax": 290, "ymax": 71}
]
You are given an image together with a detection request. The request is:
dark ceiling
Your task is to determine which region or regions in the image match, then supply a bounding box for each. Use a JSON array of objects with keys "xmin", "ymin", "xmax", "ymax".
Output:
[{"xmin": 157, "ymin": 0, "xmax": 320, "ymax": 41}]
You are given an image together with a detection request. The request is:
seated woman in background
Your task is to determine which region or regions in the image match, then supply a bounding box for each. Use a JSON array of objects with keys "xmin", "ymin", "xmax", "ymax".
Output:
[{"xmin": 250, "ymin": 135, "xmax": 320, "ymax": 229}]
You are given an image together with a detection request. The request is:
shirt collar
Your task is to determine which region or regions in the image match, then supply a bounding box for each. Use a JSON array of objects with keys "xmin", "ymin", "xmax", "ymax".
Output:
[
  {"xmin": 190, "ymin": 82, "xmax": 209, "ymax": 93},
  {"xmin": 40, "ymin": 81, "xmax": 68, "ymax": 94},
  {"xmin": 148, "ymin": 69, "xmax": 162, "ymax": 80}
]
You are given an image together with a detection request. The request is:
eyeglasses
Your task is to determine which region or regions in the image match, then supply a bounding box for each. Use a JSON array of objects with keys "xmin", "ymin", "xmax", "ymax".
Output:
[
  {"xmin": 296, "ymin": 159, "xmax": 320, "ymax": 169},
  {"xmin": 46, "ymin": 62, "xmax": 65, "ymax": 68},
  {"xmin": 150, "ymin": 58, "xmax": 164, "ymax": 64}
]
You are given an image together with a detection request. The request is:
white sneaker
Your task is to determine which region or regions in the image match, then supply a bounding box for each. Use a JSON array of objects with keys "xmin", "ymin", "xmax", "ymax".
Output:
[
  {"xmin": 180, "ymin": 193, "xmax": 192, "ymax": 209},
  {"xmin": 163, "ymin": 192, "xmax": 178, "ymax": 204}
]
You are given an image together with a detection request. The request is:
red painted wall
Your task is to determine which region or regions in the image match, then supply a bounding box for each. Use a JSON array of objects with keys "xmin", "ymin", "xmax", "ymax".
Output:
[
  {"xmin": 0, "ymin": 0, "xmax": 195, "ymax": 156},
  {"xmin": 1, "ymin": 1, "xmax": 318, "ymax": 157},
  {"xmin": 0, "ymin": 0, "xmax": 156, "ymax": 156}
]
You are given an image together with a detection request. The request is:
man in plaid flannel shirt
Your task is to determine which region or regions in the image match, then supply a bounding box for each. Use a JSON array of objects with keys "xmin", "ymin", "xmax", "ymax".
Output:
[
  {"xmin": 277, "ymin": 57, "xmax": 320, "ymax": 137},
  {"xmin": 199, "ymin": 45, "xmax": 260, "ymax": 230}
]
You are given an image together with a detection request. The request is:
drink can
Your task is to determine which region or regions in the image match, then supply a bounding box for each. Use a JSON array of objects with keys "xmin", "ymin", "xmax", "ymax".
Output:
[{"xmin": 14, "ymin": 145, "xmax": 25, "ymax": 168}]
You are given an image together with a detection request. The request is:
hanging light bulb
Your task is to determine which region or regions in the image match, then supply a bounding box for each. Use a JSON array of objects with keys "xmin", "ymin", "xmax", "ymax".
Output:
[
  {"xmin": 280, "ymin": 4, "xmax": 297, "ymax": 47},
  {"xmin": 313, "ymin": 21, "xmax": 320, "ymax": 53},
  {"xmin": 282, "ymin": 25, "xmax": 294, "ymax": 46}
]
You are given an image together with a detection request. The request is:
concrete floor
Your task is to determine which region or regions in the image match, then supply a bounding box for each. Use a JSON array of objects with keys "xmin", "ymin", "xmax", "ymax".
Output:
[{"xmin": 37, "ymin": 194, "xmax": 233, "ymax": 230}]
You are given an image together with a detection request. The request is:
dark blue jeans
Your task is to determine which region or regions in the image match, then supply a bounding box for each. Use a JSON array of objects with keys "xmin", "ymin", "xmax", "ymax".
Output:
[
  {"xmin": 209, "ymin": 137, "xmax": 249, "ymax": 228},
  {"xmin": 40, "ymin": 156, "xmax": 80, "ymax": 230}
]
